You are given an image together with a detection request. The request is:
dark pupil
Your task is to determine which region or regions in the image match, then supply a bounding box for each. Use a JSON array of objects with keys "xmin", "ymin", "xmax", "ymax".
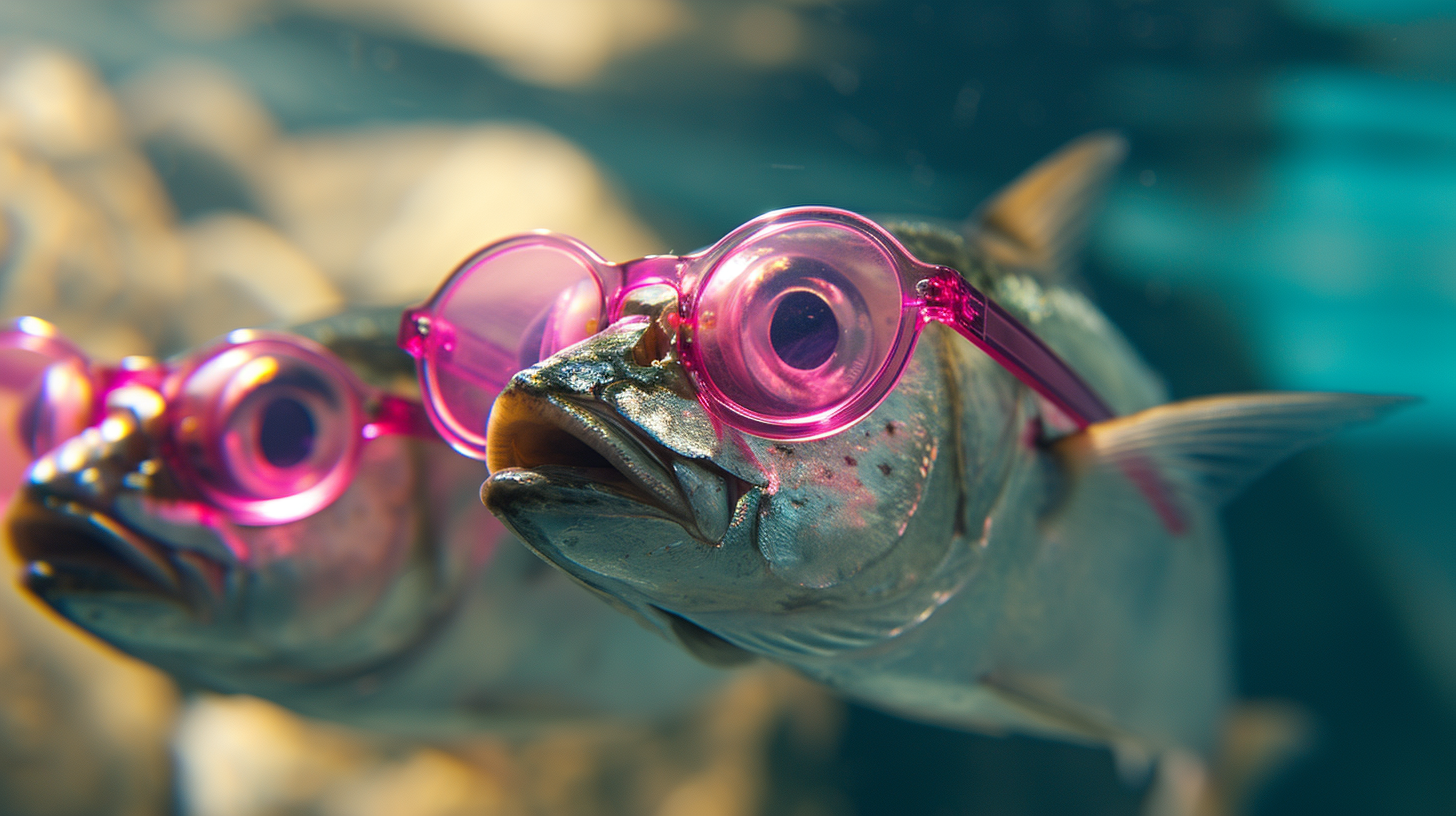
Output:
[
  {"xmin": 259, "ymin": 397, "xmax": 315, "ymax": 468},
  {"xmin": 770, "ymin": 290, "xmax": 838, "ymax": 370}
]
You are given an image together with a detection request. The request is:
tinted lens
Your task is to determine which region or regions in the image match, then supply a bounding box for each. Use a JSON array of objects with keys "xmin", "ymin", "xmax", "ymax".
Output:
[
  {"xmin": 0, "ymin": 322, "xmax": 92, "ymax": 462},
  {"xmin": 258, "ymin": 396, "xmax": 315, "ymax": 468},
  {"xmin": 769, "ymin": 289, "xmax": 839, "ymax": 370},
  {"xmin": 689, "ymin": 220, "xmax": 905, "ymax": 428},
  {"xmin": 418, "ymin": 238, "xmax": 603, "ymax": 459},
  {"xmin": 172, "ymin": 335, "xmax": 363, "ymax": 524},
  {"xmin": 19, "ymin": 360, "xmax": 94, "ymax": 457}
]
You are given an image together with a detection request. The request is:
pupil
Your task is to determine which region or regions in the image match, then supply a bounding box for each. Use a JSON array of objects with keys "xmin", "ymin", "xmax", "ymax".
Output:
[
  {"xmin": 259, "ymin": 397, "xmax": 315, "ymax": 468},
  {"xmin": 769, "ymin": 291, "xmax": 838, "ymax": 370}
]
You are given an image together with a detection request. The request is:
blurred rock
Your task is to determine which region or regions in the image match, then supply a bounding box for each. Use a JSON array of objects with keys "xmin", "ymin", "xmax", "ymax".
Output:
[
  {"xmin": 120, "ymin": 59, "xmax": 276, "ymax": 174},
  {"xmin": 121, "ymin": 62, "xmax": 664, "ymax": 306},
  {"xmin": 0, "ymin": 46, "xmax": 185, "ymax": 358},
  {"xmin": 295, "ymin": 0, "xmax": 687, "ymax": 87},
  {"xmin": 176, "ymin": 667, "xmax": 841, "ymax": 816},
  {"xmin": 177, "ymin": 213, "xmax": 343, "ymax": 347},
  {"xmin": 0, "ymin": 547, "xmax": 177, "ymax": 816},
  {"xmin": 267, "ymin": 123, "xmax": 661, "ymax": 305}
]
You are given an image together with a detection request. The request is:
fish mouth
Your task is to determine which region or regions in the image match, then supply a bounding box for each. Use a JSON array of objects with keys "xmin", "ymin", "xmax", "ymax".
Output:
[
  {"xmin": 7, "ymin": 485, "xmax": 202, "ymax": 606},
  {"xmin": 485, "ymin": 390, "xmax": 747, "ymax": 543}
]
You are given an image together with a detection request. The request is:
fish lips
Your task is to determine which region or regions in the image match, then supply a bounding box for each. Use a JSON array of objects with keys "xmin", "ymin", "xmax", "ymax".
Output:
[
  {"xmin": 483, "ymin": 390, "xmax": 746, "ymax": 548},
  {"xmin": 7, "ymin": 484, "xmax": 215, "ymax": 613},
  {"xmin": 484, "ymin": 466, "xmax": 681, "ymax": 575}
]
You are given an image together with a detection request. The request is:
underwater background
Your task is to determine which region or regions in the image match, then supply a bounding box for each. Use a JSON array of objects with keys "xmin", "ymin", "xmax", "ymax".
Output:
[{"xmin": 0, "ymin": 0, "xmax": 1452, "ymax": 814}]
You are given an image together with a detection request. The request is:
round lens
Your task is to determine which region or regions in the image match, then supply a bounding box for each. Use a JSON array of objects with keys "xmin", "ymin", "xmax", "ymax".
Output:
[
  {"xmin": 687, "ymin": 219, "xmax": 906, "ymax": 431},
  {"xmin": 19, "ymin": 360, "xmax": 94, "ymax": 457},
  {"xmin": 0, "ymin": 320, "xmax": 92, "ymax": 460},
  {"xmin": 416, "ymin": 236, "xmax": 605, "ymax": 460},
  {"xmin": 171, "ymin": 334, "xmax": 364, "ymax": 524}
]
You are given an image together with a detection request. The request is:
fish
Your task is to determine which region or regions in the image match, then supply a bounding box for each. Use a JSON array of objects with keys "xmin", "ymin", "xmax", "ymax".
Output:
[
  {"xmin": 475, "ymin": 133, "xmax": 1407, "ymax": 783},
  {"xmin": 3, "ymin": 307, "xmax": 727, "ymax": 736}
]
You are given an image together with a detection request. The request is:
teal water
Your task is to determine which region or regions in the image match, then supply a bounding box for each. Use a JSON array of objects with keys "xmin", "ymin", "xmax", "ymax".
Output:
[{"xmin": 3, "ymin": 1, "xmax": 1453, "ymax": 813}]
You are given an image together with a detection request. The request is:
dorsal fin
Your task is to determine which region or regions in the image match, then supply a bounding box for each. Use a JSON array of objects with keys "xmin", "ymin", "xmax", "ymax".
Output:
[
  {"xmin": 969, "ymin": 131, "xmax": 1128, "ymax": 280},
  {"xmin": 1055, "ymin": 392, "xmax": 1413, "ymax": 509}
]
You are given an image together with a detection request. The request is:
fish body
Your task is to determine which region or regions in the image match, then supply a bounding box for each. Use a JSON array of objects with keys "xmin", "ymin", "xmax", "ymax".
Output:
[
  {"xmin": 479, "ymin": 135, "xmax": 1404, "ymax": 760},
  {"xmin": 6, "ymin": 307, "xmax": 726, "ymax": 735}
]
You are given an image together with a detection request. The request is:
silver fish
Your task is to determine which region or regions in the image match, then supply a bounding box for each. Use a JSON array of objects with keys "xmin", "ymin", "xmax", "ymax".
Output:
[
  {"xmin": 6, "ymin": 307, "xmax": 726, "ymax": 735},
  {"xmin": 478, "ymin": 134, "xmax": 1406, "ymax": 769}
]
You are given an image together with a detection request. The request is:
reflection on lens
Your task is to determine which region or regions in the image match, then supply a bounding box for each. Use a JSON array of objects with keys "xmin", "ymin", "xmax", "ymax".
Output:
[
  {"xmin": 769, "ymin": 290, "xmax": 838, "ymax": 370},
  {"xmin": 258, "ymin": 396, "xmax": 315, "ymax": 468}
]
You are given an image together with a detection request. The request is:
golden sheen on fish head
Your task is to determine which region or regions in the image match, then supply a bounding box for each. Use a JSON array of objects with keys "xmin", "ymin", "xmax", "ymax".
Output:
[
  {"xmin": 6, "ymin": 328, "xmax": 498, "ymax": 696},
  {"xmin": 483, "ymin": 276, "xmax": 1028, "ymax": 660}
]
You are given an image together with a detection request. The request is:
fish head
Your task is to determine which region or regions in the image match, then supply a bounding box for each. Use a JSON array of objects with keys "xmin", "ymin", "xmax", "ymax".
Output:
[
  {"xmin": 6, "ymin": 382, "xmax": 497, "ymax": 691},
  {"xmin": 483, "ymin": 283, "xmax": 1010, "ymax": 660}
]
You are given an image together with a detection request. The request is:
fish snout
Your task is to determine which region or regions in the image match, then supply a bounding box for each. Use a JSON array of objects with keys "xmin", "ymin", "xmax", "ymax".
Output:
[
  {"xmin": 21, "ymin": 387, "xmax": 176, "ymax": 507},
  {"xmin": 7, "ymin": 387, "xmax": 198, "ymax": 601}
]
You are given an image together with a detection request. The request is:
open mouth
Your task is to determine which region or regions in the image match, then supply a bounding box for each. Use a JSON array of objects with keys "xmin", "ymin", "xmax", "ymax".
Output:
[
  {"xmin": 8, "ymin": 486, "xmax": 190, "ymax": 602},
  {"xmin": 485, "ymin": 391, "xmax": 748, "ymax": 543}
]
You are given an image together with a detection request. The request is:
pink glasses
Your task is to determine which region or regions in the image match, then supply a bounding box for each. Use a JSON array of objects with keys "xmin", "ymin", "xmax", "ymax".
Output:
[
  {"xmin": 0, "ymin": 317, "xmax": 434, "ymax": 524},
  {"xmin": 399, "ymin": 207, "xmax": 1114, "ymax": 459}
]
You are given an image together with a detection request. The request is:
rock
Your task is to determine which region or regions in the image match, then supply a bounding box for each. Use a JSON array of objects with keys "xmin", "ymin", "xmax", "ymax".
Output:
[
  {"xmin": 175, "ymin": 668, "xmax": 840, "ymax": 816},
  {"xmin": 178, "ymin": 213, "xmax": 344, "ymax": 347},
  {"xmin": 0, "ymin": 547, "xmax": 177, "ymax": 816},
  {"xmin": 119, "ymin": 62, "xmax": 664, "ymax": 308},
  {"xmin": 0, "ymin": 46, "xmax": 185, "ymax": 357}
]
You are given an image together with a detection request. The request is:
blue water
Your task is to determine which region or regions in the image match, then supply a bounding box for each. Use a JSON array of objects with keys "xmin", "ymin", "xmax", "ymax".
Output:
[{"xmin": 5, "ymin": 0, "xmax": 1453, "ymax": 813}]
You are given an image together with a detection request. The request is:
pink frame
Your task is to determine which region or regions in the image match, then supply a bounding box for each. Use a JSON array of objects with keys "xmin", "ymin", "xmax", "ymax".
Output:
[
  {"xmin": 0, "ymin": 319, "xmax": 435, "ymax": 525},
  {"xmin": 401, "ymin": 207, "xmax": 1113, "ymax": 458}
]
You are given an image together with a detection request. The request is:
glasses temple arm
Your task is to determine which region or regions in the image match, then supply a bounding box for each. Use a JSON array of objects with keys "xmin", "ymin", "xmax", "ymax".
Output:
[
  {"xmin": 919, "ymin": 271, "xmax": 1115, "ymax": 428},
  {"xmin": 366, "ymin": 394, "xmax": 439, "ymax": 441}
]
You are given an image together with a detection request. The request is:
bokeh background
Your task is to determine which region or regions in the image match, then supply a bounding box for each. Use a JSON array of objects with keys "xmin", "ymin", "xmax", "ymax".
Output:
[{"xmin": 0, "ymin": 1, "xmax": 1452, "ymax": 814}]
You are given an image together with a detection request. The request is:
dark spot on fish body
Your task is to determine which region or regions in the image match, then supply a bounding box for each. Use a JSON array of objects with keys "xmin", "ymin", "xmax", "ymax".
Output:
[
  {"xmin": 790, "ymin": 498, "xmax": 806, "ymax": 508},
  {"xmin": 773, "ymin": 444, "xmax": 796, "ymax": 456},
  {"xmin": 818, "ymin": 466, "xmax": 835, "ymax": 481},
  {"xmin": 878, "ymin": 463, "xmax": 894, "ymax": 476},
  {"xmin": 885, "ymin": 421, "xmax": 898, "ymax": 436},
  {"xmin": 844, "ymin": 455, "xmax": 858, "ymax": 466}
]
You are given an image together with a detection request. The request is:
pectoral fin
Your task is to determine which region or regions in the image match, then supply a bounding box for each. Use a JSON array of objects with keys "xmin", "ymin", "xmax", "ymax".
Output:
[
  {"xmin": 1054, "ymin": 392, "xmax": 1413, "ymax": 512},
  {"xmin": 978, "ymin": 672, "xmax": 1138, "ymax": 747},
  {"xmin": 969, "ymin": 131, "xmax": 1128, "ymax": 280}
]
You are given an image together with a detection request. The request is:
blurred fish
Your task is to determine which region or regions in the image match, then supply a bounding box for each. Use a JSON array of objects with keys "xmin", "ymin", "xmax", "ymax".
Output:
[
  {"xmin": 474, "ymin": 134, "xmax": 1406, "ymax": 796},
  {"xmin": 3, "ymin": 308, "xmax": 726, "ymax": 736}
]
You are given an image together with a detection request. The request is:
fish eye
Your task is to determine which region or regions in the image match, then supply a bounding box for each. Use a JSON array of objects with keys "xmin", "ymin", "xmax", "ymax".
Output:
[
  {"xmin": 257, "ymin": 395, "xmax": 316, "ymax": 468},
  {"xmin": 769, "ymin": 289, "xmax": 838, "ymax": 370}
]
